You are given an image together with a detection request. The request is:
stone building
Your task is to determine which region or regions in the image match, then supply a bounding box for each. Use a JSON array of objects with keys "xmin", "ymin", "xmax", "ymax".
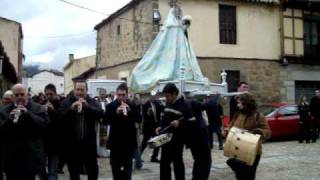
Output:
[
  {"xmin": 0, "ymin": 41, "xmax": 18, "ymax": 96},
  {"xmin": 63, "ymin": 54, "xmax": 96, "ymax": 94},
  {"xmin": 0, "ymin": 17, "xmax": 23, "ymax": 83},
  {"xmin": 0, "ymin": 17, "xmax": 23, "ymax": 96},
  {"xmin": 94, "ymin": 0, "xmax": 320, "ymax": 103}
]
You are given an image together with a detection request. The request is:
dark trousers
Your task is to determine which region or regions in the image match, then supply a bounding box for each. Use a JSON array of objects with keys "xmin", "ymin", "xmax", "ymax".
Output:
[
  {"xmin": 298, "ymin": 120, "xmax": 310, "ymax": 143},
  {"xmin": 47, "ymin": 155, "xmax": 59, "ymax": 180},
  {"xmin": 208, "ymin": 125, "xmax": 223, "ymax": 149},
  {"xmin": 110, "ymin": 153, "xmax": 133, "ymax": 180},
  {"xmin": 311, "ymin": 118, "xmax": 319, "ymax": 142},
  {"xmin": 67, "ymin": 152, "xmax": 98, "ymax": 180},
  {"xmin": 6, "ymin": 172, "xmax": 36, "ymax": 180},
  {"xmin": 160, "ymin": 140, "xmax": 185, "ymax": 180},
  {"xmin": 58, "ymin": 155, "xmax": 65, "ymax": 172},
  {"xmin": 133, "ymin": 146, "xmax": 143, "ymax": 168},
  {"xmin": 0, "ymin": 145, "xmax": 3, "ymax": 180},
  {"xmin": 141, "ymin": 133, "xmax": 160, "ymax": 160},
  {"xmin": 227, "ymin": 155, "xmax": 261, "ymax": 180},
  {"xmin": 189, "ymin": 130, "xmax": 212, "ymax": 180}
]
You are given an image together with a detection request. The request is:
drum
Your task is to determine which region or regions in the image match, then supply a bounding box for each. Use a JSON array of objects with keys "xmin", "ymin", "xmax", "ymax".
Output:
[
  {"xmin": 224, "ymin": 127, "xmax": 261, "ymax": 166},
  {"xmin": 148, "ymin": 133, "xmax": 173, "ymax": 148}
]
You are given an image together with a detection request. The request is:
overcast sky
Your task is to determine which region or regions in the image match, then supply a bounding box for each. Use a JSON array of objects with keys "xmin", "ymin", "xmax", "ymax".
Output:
[{"xmin": 0, "ymin": 0, "xmax": 131, "ymax": 71}]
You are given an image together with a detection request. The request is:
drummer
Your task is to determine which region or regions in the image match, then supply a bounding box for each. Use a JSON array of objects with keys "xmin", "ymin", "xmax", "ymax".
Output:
[{"xmin": 225, "ymin": 93, "xmax": 271, "ymax": 180}]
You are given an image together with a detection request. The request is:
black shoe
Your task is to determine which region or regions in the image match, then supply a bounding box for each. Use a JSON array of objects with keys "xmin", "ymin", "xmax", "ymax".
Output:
[
  {"xmin": 298, "ymin": 141, "xmax": 303, "ymax": 143},
  {"xmin": 219, "ymin": 146, "xmax": 223, "ymax": 150},
  {"xmin": 151, "ymin": 158, "xmax": 160, "ymax": 163},
  {"xmin": 306, "ymin": 140, "xmax": 310, "ymax": 144}
]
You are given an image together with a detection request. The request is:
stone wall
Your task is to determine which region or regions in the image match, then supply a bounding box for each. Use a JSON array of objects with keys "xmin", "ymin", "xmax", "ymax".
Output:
[
  {"xmin": 279, "ymin": 64, "xmax": 320, "ymax": 103},
  {"xmin": 64, "ymin": 55, "xmax": 96, "ymax": 94},
  {"xmin": 96, "ymin": 0, "xmax": 158, "ymax": 69},
  {"xmin": 95, "ymin": 61, "xmax": 138, "ymax": 80},
  {"xmin": 95, "ymin": 57, "xmax": 285, "ymax": 103},
  {"xmin": 0, "ymin": 18, "xmax": 22, "ymax": 80},
  {"xmin": 198, "ymin": 58, "xmax": 282, "ymax": 103}
]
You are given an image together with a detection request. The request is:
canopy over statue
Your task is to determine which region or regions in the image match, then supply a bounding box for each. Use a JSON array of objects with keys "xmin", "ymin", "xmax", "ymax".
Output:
[{"xmin": 128, "ymin": 8, "xmax": 206, "ymax": 93}]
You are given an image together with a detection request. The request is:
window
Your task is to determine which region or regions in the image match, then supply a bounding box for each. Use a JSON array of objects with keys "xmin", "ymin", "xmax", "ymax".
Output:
[
  {"xmin": 225, "ymin": 70, "xmax": 240, "ymax": 92},
  {"xmin": 219, "ymin": 5, "xmax": 237, "ymax": 44},
  {"xmin": 117, "ymin": 25, "xmax": 121, "ymax": 35},
  {"xmin": 279, "ymin": 106, "xmax": 298, "ymax": 117},
  {"xmin": 121, "ymin": 77, "xmax": 127, "ymax": 82},
  {"xmin": 304, "ymin": 17, "xmax": 320, "ymax": 57}
]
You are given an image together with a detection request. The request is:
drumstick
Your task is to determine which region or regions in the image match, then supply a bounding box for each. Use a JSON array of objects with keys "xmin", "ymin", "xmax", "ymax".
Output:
[{"xmin": 159, "ymin": 117, "xmax": 184, "ymax": 134}]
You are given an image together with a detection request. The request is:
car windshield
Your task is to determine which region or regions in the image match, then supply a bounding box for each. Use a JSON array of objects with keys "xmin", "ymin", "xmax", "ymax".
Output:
[{"xmin": 259, "ymin": 105, "xmax": 278, "ymax": 117}]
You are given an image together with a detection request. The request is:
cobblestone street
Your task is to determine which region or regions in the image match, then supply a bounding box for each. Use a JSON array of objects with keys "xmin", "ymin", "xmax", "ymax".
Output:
[{"xmin": 59, "ymin": 141, "xmax": 320, "ymax": 180}]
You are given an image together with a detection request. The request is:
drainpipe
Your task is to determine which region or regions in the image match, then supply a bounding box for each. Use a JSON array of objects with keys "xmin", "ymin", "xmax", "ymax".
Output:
[{"xmin": 279, "ymin": 2, "xmax": 285, "ymax": 62}]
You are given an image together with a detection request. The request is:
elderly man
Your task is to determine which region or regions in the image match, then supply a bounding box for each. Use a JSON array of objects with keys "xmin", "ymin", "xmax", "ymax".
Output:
[
  {"xmin": 0, "ymin": 84, "xmax": 49, "ymax": 180},
  {"xmin": 59, "ymin": 80, "xmax": 103, "ymax": 180},
  {"xmin": 1, "ymin": 90, "xmax": 14, "ymax": 106}
]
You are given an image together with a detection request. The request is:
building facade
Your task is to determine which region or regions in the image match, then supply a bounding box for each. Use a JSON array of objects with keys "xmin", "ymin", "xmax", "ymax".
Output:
[
  {"xmin": 0, "ymin": 17, "xmax": 23, "ymax": 83},
  {"xmin": 26, "ymin": 70, "xmax": 64, "ymax": 95},
  {"xmin": 94, "ymin": 0, "xmax": 320, "ymax": 103},
  {"xmin": 63, "ymin": 54, "xmax": 96, "ymax": 94}
]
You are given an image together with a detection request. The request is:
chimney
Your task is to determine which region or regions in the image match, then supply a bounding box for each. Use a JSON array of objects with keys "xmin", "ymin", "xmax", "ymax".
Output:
[{"xmin": 69, "ymin": 54, "xmax": 74, "ymax": 61}]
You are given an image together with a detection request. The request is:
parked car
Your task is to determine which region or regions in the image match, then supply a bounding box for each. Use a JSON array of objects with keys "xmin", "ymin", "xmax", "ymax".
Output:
[
  {"xmin": 223, "ymin": 103, "xmax": 300, "ymax": 140},
  {"xmin": 260, "ymin": 103, "xmax": 299, "ymax": 139}
]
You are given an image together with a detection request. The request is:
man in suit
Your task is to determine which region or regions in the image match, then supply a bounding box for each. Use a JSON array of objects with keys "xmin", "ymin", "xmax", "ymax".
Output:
[
  {"xmin": 59, "ymin": 81, "xmax": 103, "ymax": 180},
  {"xmin": 105, "ymin": 83, "xmax": 140, "ymax": 180}
]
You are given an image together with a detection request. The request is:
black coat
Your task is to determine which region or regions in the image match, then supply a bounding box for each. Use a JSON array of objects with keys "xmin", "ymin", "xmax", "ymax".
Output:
[
  {"xmin": 206, "ymin": 96, "xmax": 224, "ymax": 129},
  {"xmin": 229, "ymin": 96, "xmax": 238, "ymax": 121},
  {"xmin": 310, "ymin": 96, "xmax": 320, "ymax": 120},
  {"xmin": 184, "ymin": 99, "xmax": 210, "ymax": 147},
  {"xmin": 161, "ymin": 97, "xmax": 193, "ymax": 142},
  {"xmin": 105, "ymin": 100, "xmax": 140, "ymax": 157},
  {"xmin": 59, "ymin": 94, "xmax": 103, "ymax": 155},
  {"xmin": 298, "ymin": 103, "xmax": 310, "ymax": 123},
  {"xmin": 142, "ymin": 100, "xmax": 164, "ymax": 135},
  {"xmin": 0, "ymin": 102, "xmax": 49, "ymax": 174},
  {"xmin": 43, "ymin": 98, "xmax": 62, "ymax": 155}
]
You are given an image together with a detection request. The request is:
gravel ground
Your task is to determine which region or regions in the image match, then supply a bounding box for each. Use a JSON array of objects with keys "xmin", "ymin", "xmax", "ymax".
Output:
[{"xmin": 57, "ymin": 140, "xmax": 320, "ymax": 180}]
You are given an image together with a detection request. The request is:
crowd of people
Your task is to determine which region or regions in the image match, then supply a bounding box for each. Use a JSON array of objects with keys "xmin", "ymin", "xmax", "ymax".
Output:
[{"xmin": 1, "ymin": 80, "xmax": 318, "ymax": 180}]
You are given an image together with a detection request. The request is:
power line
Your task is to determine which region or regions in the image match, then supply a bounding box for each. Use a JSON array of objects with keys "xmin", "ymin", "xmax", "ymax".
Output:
[
  {"xmin": 57, "ymin": 0, "xmax": 154, "ymax": 25},
  {"xmin": 25, "ymin": 31, "xmax": 94, "ymax": 39},
  {"xmin": 58, "ymin": 0, "xmax": 108, "ymax": 16}
]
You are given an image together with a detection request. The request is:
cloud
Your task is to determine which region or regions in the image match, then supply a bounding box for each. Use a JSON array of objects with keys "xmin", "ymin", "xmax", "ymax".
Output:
[{"xmin": 0, "ymin": 0, "xmax": 131, "ymax": 71}]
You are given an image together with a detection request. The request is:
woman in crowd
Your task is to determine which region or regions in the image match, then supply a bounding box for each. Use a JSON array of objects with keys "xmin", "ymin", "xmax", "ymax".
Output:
[{"xmin": 226, "ymin": 93, "xmax": 271, "ymax": 180}]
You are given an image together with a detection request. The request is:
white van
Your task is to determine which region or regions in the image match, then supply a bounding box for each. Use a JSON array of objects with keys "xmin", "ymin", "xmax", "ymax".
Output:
[{"xmin": 86, "ymin": 79, "xmax": 125, "ymax": 97}]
